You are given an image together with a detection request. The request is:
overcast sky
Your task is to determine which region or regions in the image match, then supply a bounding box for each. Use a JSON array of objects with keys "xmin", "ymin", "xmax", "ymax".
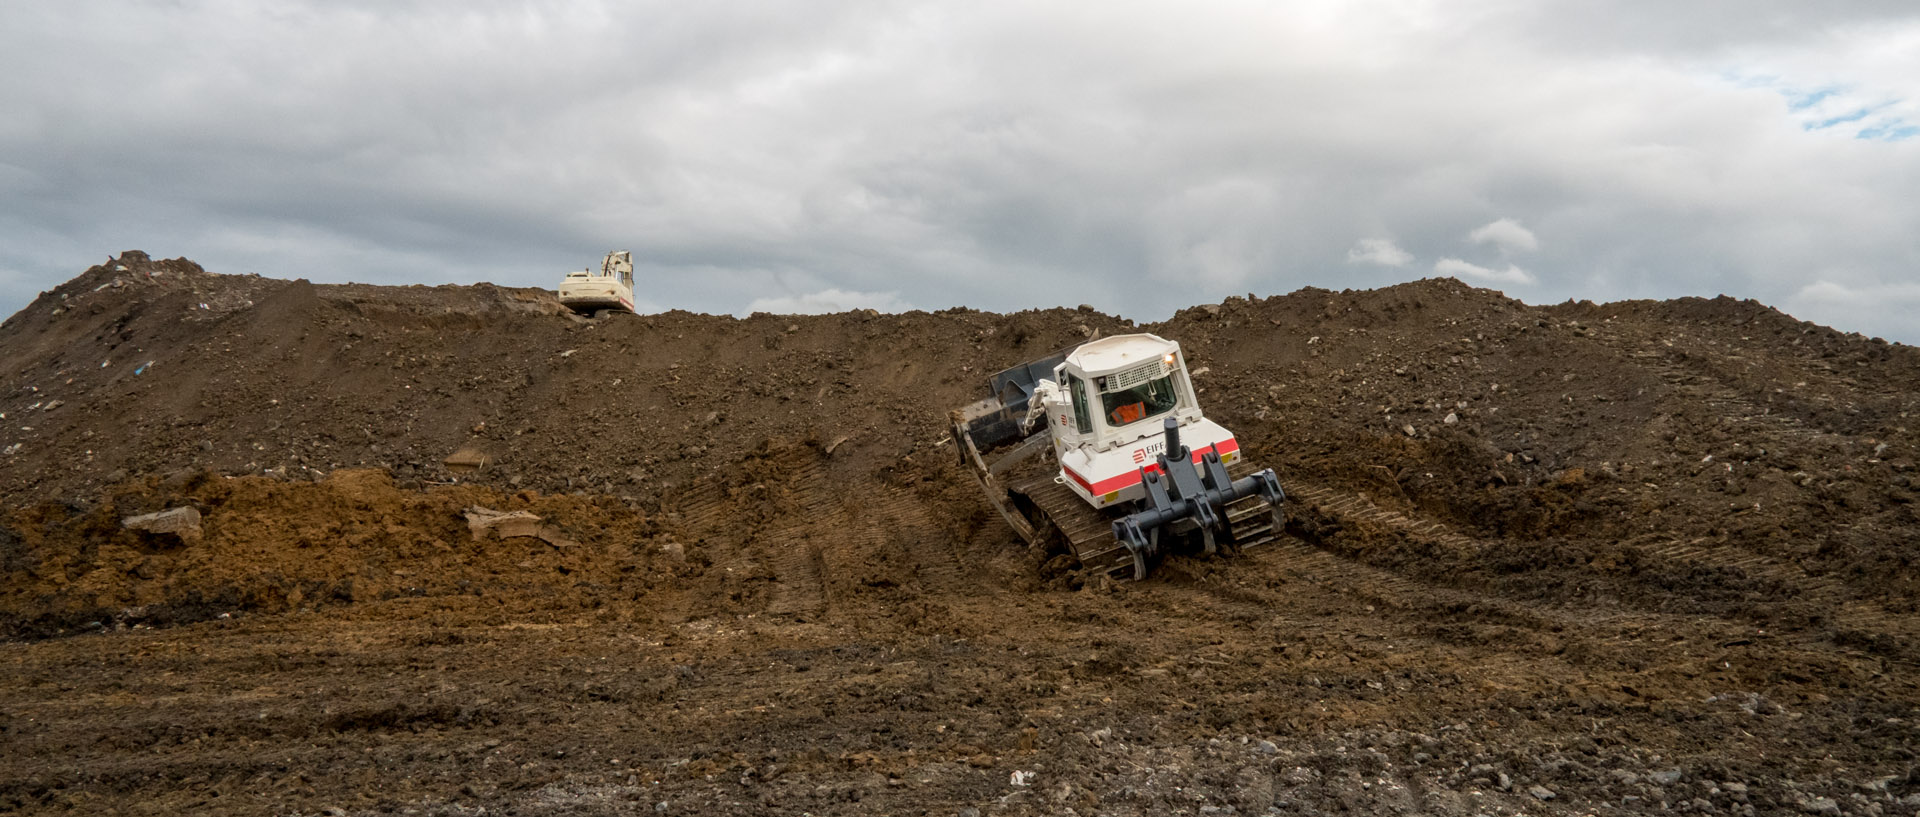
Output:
[{"xmin": 3, "ymin": 1, "xmax": 1917, "ymax": 340}]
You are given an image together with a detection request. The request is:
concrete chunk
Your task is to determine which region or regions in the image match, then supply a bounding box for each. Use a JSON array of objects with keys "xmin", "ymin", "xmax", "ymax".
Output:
[
  {"xmin": 123, "ymin": 506, "xmax": 203, "ymax": 544},
  {"xmin": 464, "ymin": 506, "xmax": 577, "ymax": 548},
  {"xmin": 444, "ymin": 445, "xmax": 494, "ymax": 474}
]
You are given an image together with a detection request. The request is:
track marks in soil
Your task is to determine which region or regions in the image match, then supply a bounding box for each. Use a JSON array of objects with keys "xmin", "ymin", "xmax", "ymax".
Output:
[
  {"xmin": 870, "ymin": 498, "xmax": 972, "ymax": 596},
  {"xmin": 1289, "ymin": 483, "xmax": 1481, "ymax": 556},
  {"xmin": 677, "ymin": 442, "xmax": 1918, "ymax": 666},
  {"xmin": 756, "ymin": 464, "xmax": 836, "ymax": 618},
  {"xmin": 1216, "ymin": 485, "xmax": 1919, "ymax": 669},
  {"xmin": 671, "ymin": 446, "xmax": 832, "ymax": 616},
  {"xmin": 1289, "ymin": 455, "xmax": 1920, "ymax": 662},
  {"xmin": 1641, "ymin": 536, "xmax": 1920, "ymax": 659},
  {"xmin": 670, "ymin": 445, "xmax": 995, "ymax": 618},
  {"xmin": 1590, "ymin": 343, "xmax": 1919, "ymax": 655},
  {"xmin": 1177, "ymin": 539, "xmax": 1558, "ymax": 638},
  {"xmin": 1603, "ymin": 339, "xmax": 1853, "ymax": 442},
  {"xmin": 1166, "ymin": 536, "xmax": 1786, "ymax": 690}
]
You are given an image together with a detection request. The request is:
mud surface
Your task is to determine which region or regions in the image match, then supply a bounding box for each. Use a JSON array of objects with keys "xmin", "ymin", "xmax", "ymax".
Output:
[{"xmin": 2, "ymin": 251, "xmax": 1918, "ymax": 815}]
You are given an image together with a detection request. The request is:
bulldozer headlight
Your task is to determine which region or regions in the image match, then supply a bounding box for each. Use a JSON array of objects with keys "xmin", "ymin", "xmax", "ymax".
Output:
[{"xmin": 1163, "ymin": 353, "xmax": 1175, "ymax": 366}]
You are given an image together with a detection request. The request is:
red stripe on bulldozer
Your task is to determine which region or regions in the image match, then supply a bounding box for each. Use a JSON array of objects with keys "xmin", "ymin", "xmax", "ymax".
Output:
[{"xmin": 1063, "ymin": 437, "xmax": 1240, "ymax": 496}]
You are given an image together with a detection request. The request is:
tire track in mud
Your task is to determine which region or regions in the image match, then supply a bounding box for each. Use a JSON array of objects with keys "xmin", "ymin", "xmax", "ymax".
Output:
[
  {"xmin": 811, "ymin": 477, "xmax": 1000, "ymax": 601},
  {"xmin": 1640, "ymin": 537, "xmax": 1835, "ymax": 590},
  {"xmin": 1292, "ymin": 477, "xmax": 1850, "ymax": 613},
  {"xmin": 955, "ymin": 520, "xmax": 1029, "ymax": 593},
  {"xmin": 681, "ymin": 445, "xmax": 1916, "ymax": 656},
  {"xmin": 763, "ymin": 458, "xmax": 999, "ymax": 606},
  {"xmin": 1164, "ymin": 484, "xmax": 1599, "ymax": 652},
  {"xmin": 1168, "ymin": 532, "xmax": 1758, "ymax": 679},
  {"xmin": 1182, "ymin": 538, "xmax": 1561, "ymax": 634},
  {"xmin": 672, "ymin": 483, "xmax": 765, "ymax": 582},
  {"xmin": 760, "ymin": 520, "xmax": 831, "ymax": 618}
]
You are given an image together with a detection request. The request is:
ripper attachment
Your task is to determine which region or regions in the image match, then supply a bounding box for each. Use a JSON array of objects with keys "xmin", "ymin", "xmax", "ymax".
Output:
[{"xmin": 1111, "ymin": 418, "xmax": 1286, "ymax": 580}]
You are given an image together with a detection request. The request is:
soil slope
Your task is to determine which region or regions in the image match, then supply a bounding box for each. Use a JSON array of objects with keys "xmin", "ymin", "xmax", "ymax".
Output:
[{"xmin": 1, "ymin": 251, "xmax": 1917, "ymax": 816}]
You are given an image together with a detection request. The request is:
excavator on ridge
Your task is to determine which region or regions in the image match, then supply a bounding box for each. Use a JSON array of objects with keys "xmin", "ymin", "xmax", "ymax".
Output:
[{"xmin": 558, "ymin": 251, "xmax": 635, "ymax": 317}]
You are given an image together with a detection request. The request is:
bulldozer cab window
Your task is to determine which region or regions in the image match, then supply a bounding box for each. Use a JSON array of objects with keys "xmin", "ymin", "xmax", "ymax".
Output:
[
  {"xmin": 1065, "ymin": 374, "xmax": 1094, "ymax": 434},
  {"xmin": 1102, "ymin": 375, "xmax": 1178, "ymax": 428}
]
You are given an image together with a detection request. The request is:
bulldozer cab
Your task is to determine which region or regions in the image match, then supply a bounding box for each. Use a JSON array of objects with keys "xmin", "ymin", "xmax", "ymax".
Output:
[
  {"xmin": 953, "ymin": 334, "xmax": 1201, "ymax": 462},
  {"xmin": 1052, "ymin": 334, "xmax": 1199, "ymax": 453},
  {"xmin": 1101, "ymin": 375, "xmax": 1177, "ymax": 426}
]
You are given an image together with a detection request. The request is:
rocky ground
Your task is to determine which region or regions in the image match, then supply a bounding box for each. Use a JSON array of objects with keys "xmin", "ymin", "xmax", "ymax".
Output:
[{"xmin": 1, "ymin": 251, "xmax": 1917, "ymax": 816}]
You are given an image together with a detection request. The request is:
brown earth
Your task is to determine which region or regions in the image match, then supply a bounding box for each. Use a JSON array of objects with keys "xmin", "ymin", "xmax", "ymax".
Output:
[{"xmin": 1, "ymin": 250, "xmax": 1918, "ymax": 816}]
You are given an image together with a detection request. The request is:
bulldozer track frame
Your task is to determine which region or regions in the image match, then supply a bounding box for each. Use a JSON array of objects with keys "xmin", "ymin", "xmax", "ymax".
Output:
[{"xmin": 952, "ymin": 411, "xmax": 1286, "ymax": 579}]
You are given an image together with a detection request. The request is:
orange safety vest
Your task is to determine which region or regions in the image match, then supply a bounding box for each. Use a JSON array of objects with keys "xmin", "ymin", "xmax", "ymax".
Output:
[{"xmin": 1110, "ymin": 402, "xmax": 1144, "ymax": 425}]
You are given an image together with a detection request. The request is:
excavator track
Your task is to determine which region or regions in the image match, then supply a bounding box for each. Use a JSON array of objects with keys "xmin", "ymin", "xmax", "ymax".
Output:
[{"xmin": 1012, "ymin": 460, "xmax": 1282, "ymax": 578}]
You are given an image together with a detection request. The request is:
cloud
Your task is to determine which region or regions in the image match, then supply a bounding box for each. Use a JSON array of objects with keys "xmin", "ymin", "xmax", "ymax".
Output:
[
  {"xmin": 1434, "ymin": 258, "xmax": 1538, "ymax": 287},
  {"xmin": 1143, "ymin": 180, "xmax": 1282, "ymax": 289},
  {"xmin": 1, "ymin": 3, "xmax": 1919, "ymax": 341},
  {"xmin": 742, "ymin": 288, "xmax": 913, "ymax": 316},
  {"xmin": 1346, "ymin": 238, "xmax": 1414, "ymax": 268},
  {"xmin": 1782, "ymin": 279, "xmax": 1920, "ymax": 341},
  {"xmin": 1467, "ymin": 219, "xmax": 1539, "ymax": 254}
]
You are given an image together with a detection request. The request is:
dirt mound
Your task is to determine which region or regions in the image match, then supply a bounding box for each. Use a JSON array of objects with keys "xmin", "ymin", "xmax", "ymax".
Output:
[
  {"xmin": 3, "ymin": 253, "xmax": 1919, "ymax": 815},
  {"xmin": 1, "ymin": 466, "xmax": 669, "ymax": 638}
]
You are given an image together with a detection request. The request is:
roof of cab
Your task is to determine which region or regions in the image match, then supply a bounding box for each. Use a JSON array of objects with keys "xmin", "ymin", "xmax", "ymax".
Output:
[{"xmin": 1065, "ymin": 333, "xmax": 1178, "ymax": 374}]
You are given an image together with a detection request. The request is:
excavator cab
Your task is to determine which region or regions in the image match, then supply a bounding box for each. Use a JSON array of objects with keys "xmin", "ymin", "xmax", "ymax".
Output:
[{"xmin": 558, "ymin": 250, "xmax": 637, "ymax": 316}]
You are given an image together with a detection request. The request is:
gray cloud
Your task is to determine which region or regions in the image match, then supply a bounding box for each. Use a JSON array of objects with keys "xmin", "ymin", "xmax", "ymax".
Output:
[
  {"xmin": 3, "ymin": 1, "xmax": 1918, "ymax": 341},
  {"xmin": 1434, "ymin": 259, "xmax": 1537, "ymax": 287},
  {"xmin": 743, "ymin": 288, "xmax": 913, "ymax": 317},
  {"xmin": 1346, "ymin": 239, "xmax": 1414, "ymax": 268},
  {"xmin": 1469, "ymin": 219, "xmax": 1539, "ymax": 255}
]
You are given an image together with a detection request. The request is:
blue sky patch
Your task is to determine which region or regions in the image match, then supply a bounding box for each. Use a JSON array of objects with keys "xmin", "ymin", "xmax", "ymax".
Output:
[
  {"xmin": 1786, "ymin": 88, "xmax": 1840, "ymax": 111},
  {"xmin": 1857, "ymin": 121, "xmax": 1919, "ymax": 142},
  {"xmin": 1804, "ymin": 106, "xmax": 1878, "ymax": 131}
]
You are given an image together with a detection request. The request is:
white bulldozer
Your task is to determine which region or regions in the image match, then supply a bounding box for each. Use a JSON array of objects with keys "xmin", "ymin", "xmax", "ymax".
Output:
[
  {"xmin": 558, "ymin": 251, "xmax": 635, "ymax": 316},
  {"xmin": 951, "ymin": 333, "xmax": 1286, "ymax": 579}
]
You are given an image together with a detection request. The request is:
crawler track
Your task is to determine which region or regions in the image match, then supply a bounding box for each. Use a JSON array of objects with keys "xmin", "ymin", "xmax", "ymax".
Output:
[{"xmin": 1011, "ymin": 460, "xmax": 1283, "ymax": 578}]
